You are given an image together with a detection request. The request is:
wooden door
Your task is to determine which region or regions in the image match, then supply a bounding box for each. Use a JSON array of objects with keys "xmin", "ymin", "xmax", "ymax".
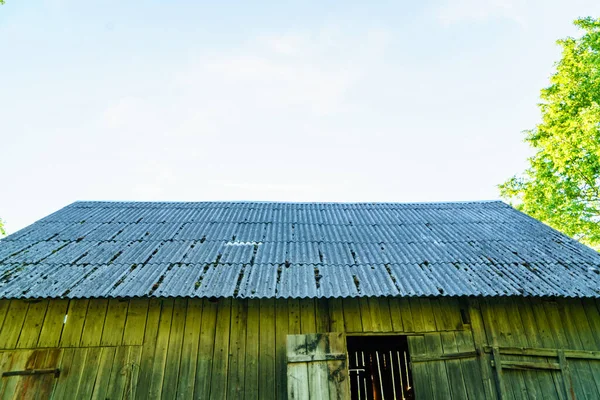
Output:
[
  {"xmin": 407, "ymin": 331, "xmax": 486, "ymax": 400},
  {"xmin": 286, "ymin": 332, "xmax": 349, "ymax": 400}
]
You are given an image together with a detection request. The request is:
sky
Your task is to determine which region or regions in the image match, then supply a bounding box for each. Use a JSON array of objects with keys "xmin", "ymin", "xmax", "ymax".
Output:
[{"xmin": 1, "ymin": 0, "xmax": 600, "ymax": 235}]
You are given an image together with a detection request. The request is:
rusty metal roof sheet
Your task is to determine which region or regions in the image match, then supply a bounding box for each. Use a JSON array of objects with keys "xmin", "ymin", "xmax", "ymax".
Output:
[{"xmin": 0, "ymin": 200, "xmax": 599, "ymax": 299}]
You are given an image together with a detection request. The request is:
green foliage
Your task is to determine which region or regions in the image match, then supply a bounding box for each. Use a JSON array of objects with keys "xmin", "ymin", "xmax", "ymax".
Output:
[
  {"xmin": 0, "ymin": 218, "xmax": 5, "ymax": 237},
  {"xmin": 500, "ymin": 17, "xmax": 600, "ymax": 249}
]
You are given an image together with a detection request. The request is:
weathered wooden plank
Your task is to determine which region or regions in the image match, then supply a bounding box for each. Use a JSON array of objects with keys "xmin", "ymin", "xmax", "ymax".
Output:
[
  {"xmin": 133, "ymin": 298, "xmax": 162, "ymax": 400},
  {"xmin": 407, "ymin": 335, "xmax": 434, "ymax": 399},
  {"xmin": 328, "ymin": 298, "xmax": 345, "ymax": 332},
  {"xmin": 504, "ymin": 299, "xmax": 543, "ymax": 399},
  {"xmin": 90, "ymin": 347, "xmax": 116, "ymax": 400},
  {"xmin": 62, "ymin": 348, "xmax": 88, "ymax": 398},
  {"xmin": 326, "ymin": 332, "xmax": 349, "ymax": 400},
  {"xmin": 18, "ymin": 348, "xmax": 59, "ymax": 399},
  {"xmin": 286, "ymin": 334, "xmax": 309, "ymax": 400},
  {"xmin": 496, "ymin": 360, "xmax": 561, "ymax": 371},
  {"xmin": 101, "ymin": 299, "xmax": 129, "ymax": 346},
  {"xmin": 530, "ymin": 298, "xmax": 566, "ymax": 400},
  {"xmin": 516, "ymin": 299, "xmax": 564, "ymax": 400},
  {"xmin": 80, "ymin": 299, "xmax": 109, "ymax": 347},
  {"xmin": 33, "ymin": 348, "xmax": 62, "ymax": 400},
  {"xmin": 16, "ymin": 300, "xmax": 48, "ymax": 349},
  {"xmin": 440, "ymin": 332, "xmax": 468, "ymax": 399},
  {"xmin": 288, "ymin": 353, "xmax": 347, "ymax": 363},
  {"xmin": 481, "ymin": 300, "xmax": 518, "ymax": 400},
  {"xmin": 299, "ymin": 299, "xmax": 316, "ymax": 334},
  {"xmin": 176, "ymin": 298, "xmax": 203, "ymax": 399},
  {"xmin": 399, "ymin": 298, "xmax": 414, "ymax": 332},
  {"xmin": 559, "ymin": 299, "xmax": 600, "ymax": 399},
  {"xmin": 544, "ymin": 300, "xmax": 588, "ymax": 400},
  {"xmin": 59, "ymin": 299, "xmax": 89, "ymax": 347},
  {"xmin": 210, "ymin": 298, "xmax": 232, "ymax": 400},
  {"xmin": 409, "ymin": 299, "xmax": 425, "ymax": 332},
  {"xmin": 273, "ymin": 299, "xmax": 287, "ymax": 400},
  {"xmin": 420, "ymin": 298, "xmax": 437, "ymax": 332},
  {"xmin": 455, "ymin": 330, "xmax": 487, "ymax": 400},
  {"xmin": 0, "ymin": 301, "xmax": 29, "ymax": 349},
  {"xmin": 0, "ymin": 301, "xmax": 11, "ymax": 335},
  {"xmin": 466, "ymin": 300, "xmax": 498, "ymax": 400},
  {"xmin": 425, "ymin": 332, "xmax": 452, "ymax": 399},
  {"xmin": 0, "ymin": 349, "xmax": 34, "ymax": 398},
  {"xmin": 315, "ymin": 299, "xmax": 330, "ymax": 333},
  {"xmin": 105, "ymin": 346, "xmax": 129, "ymax": 400},
  {"xmin": 15, "ymin": 348, "xmax": 46, "ymax": 399},
  {"xmin": 558, "ymin": 350, "xmax": 576, "ymax": 400},
  {"xmin": 195, "ymin": 299, "xmax": 218, "ymax": 399},
  {"xmin": 122, "ymin": 298, "xmax": 149, "ymax": 346},
  {"xmin": 161, "ymin": 298, "xmax": 187, "ymax": 398},
  {"xmin": 37, "ymin": 299, "xmax": 69, "ymax": 348},
  {"xmin": 306, "ymin": 334, "xmax": 330, "ymax": 400},
  {"xmin": 388, "ymin": 297, "xmax": 404, "ymax": 332},
  {"xmin": 358, "ymin": 298, "xmax": 373, "ymax": 332},
  {"xmin": 128, "ymin": 345, "xmax": 143, "ymax": 400},
  {"xmin": 375, "ymin": 297, "xmax": 393, "ymax": 332},
  {"xmin": 491, "ymin": 346, "xmax": 507, "ymax": 400},
  {"xmin": 147, "ymin": 298, "xmax": 174, "ymax": 399},
  {"xmin": 75, "ymin": 347, "xmax": 102, "ymax": 398},
  {"xmin": 341, "ymin": 299, "xmax": 362, "ymax": 333},
  {"xmin": 433, "ymin": 298, "xmax": 462, "ymax": 331},
  {"xmin": 259, "ymin": 299, "xmax": 276, "ymax": 400},
  {"xmin": 244, "ymin": 300, "xmax": 260, "ymax": 400},
  {"xmin": 49, "ymin": 347, "xmax": 75, "ymax": 399}
]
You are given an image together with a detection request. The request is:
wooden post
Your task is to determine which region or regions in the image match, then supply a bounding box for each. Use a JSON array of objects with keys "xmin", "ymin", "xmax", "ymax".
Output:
[
  {"xmin": 558, "ymin": 350, "xmax": 575, "ymax": 400},
  {"xmin": 491, "ymin": 346, "xmax": 506, "ymax": 400}
]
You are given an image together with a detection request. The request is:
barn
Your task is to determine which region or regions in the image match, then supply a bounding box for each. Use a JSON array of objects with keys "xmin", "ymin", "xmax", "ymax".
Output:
[{"xmin": 0, "ymin": 200, "xmax": 599, "ymax": 399}]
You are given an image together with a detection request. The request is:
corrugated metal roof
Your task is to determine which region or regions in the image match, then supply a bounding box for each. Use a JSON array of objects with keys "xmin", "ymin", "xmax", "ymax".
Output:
[{"xmin": 0, "ymin": 200, "xmax": 599, "ymax": 299}]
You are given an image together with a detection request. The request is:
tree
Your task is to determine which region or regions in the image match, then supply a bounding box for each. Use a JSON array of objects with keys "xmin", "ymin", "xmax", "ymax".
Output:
[
  {"xmin": 0, "ymin": 218, "xmax": 5, "ymax": 237},
  {"xmin": 500, "ymin": 17, "xmax": 600, "ymax": 249}
]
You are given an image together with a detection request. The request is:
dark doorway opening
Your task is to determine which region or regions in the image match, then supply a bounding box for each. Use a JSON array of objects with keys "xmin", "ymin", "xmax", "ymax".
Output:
[{"xmin": 347, "ymin": 335, "xmax": 415, "ymax": 400}]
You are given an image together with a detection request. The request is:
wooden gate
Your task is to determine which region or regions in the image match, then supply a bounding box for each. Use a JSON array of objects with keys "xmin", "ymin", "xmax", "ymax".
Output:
[{"xmin": 286, "ymin": 332, "xmax": 349, "ymax": 400}]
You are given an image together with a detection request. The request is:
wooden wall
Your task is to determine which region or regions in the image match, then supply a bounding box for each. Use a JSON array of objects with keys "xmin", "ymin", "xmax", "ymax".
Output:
[{"xmin": 0, "ymin": 296, "xmax": 598, "ymax": 399}]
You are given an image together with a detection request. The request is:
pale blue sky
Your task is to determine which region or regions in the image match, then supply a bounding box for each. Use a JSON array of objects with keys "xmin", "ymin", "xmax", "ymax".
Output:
[{"xmin": 1, "ymin": 0, "xmax": 599, "ymax": 234}]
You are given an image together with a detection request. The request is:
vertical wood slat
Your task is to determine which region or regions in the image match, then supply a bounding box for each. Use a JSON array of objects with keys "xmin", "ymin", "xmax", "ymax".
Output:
[
  {"xmin": 259, "ymin": 299, "xmax": 276, "ymax": 400},
  {"xmin": 133, "ymin": 298, "xmax": 161, "ymax": 400},
  {"xmin": 0, "ymin": 300, "xmax": 29, "ymax": 349},
  {"xmin": 517, "ymin": 299, "xmax": 564, "ymax": 399},
  {"xmin": 244, "ymin": 300, "xmax": 259, "ymax": 400},
  {"xmin": 161, "ymin": 298, "xmax": 187, "ymax": 398},
  {"xmin": 287, "ymin": 334, "xmax": 309, "ymax": 400},
  {"xmin": 59, "ymin": 299, "xmax": 88, "ymax": 347},
  {"xmin": 407, "ymin": 335, "xmax": 434, "ymax": 399},
  {"xmin": 455, "ymin": 330, "xmax": 486, "ymax": 400},
  {"xmin": 101, "ymin": 299, "xmax": 129, "ymax": 346},
  {"xmin": 80, "ymin": 299, "xmax": 108, "ymax": 347},
  {"xmin": 195, "ymin": 299, "xmax": 218, "ymax": 399},
  {"xmin": 177, "ymin": 298, "xmax": 203, "ymax": 399},
  {"xmin": 147, "ymin": 298, "xmax": 174, "ymax": 399},
  {"xmin": 210, "ymin": 298, "xmax": 232, "ymax": 400},
  {"xmin": 544, "ymin": 301, "xmax": 588, "ymax": 399},
  {"xmin": 440, "ymin": 331, "xmax": 468, "ymax": 400},
  {"xmin": 122, "ymin": 298, "xmax": 149, "ymax": 346},
  {"xmin": 37, "ymin": 299, "xmax": 69, "ymax": 348},
  {"xmin": 274, "ymin": 300, "xmax": 288, "ymax": 400},
  {"xmin": 16, "ymin": 300, "xmax": 48, "ymax": 349},
  {"xmin": 467, "ymin": 299, "xmax": 497, "ymax": 400},
  {"xmin": 342, "ymin": 299, "xmax": 362, "ymax": 333},
  {"xmin": 491, "ymin": 346, "xmax": 506, "ymax": 400}
]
